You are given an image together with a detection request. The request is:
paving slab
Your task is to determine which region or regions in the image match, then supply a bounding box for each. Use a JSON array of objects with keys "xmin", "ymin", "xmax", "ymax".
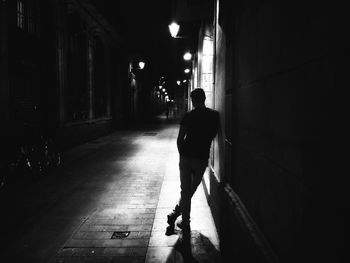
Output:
[{"xmin": 0, "ymin": 119, "xmax": 221, "ymax": 262}]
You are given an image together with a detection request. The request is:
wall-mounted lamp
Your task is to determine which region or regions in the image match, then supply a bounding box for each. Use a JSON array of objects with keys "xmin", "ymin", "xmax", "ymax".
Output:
[
  {"xmin": 183, "ymin": 52, "xmax": 192, "ymax": 61},
  {"xmin": 138, "ymin": 61, "xmax": 145, "ymax": 69},
  {"xmin": 168, "ymin": 22, "xmax": 180, "ymax": 38}
]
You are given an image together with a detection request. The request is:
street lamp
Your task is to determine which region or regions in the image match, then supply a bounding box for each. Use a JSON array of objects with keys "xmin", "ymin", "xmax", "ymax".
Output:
[
  {"xmin": 168, "ymin": 22, "xmax": 180, "ymax": 38},
  {"xmin": 183, "ymin": 52, "xmax": 192, "ymax": 61},
  {"xmin": 138, "ymin": 61, "xmax": 145, "ymax": 69}
]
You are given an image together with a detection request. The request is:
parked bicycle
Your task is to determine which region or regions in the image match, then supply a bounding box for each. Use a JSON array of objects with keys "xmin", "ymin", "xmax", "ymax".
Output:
[
  {"xmin": 0, "ymin": 103, "xmax": 61, "ymax": 190},
  {"xmin": 9, "ymin": 135, "xmax": 61, "ymax": 177}
]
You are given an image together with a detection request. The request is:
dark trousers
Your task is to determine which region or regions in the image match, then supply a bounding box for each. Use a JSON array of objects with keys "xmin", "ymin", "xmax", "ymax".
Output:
[{"xmin": 178, "ymin": 155, "xmax": 208, "ymax": 224}]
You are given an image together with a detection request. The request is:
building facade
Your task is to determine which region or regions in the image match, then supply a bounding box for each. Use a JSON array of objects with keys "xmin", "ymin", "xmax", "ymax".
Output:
[
  {"xmin": 0, "ymin": 0, "xmax": 129, "ymax": 153},
  {"xmin": 177, "ymin": 0, "xmax": 346, "ymax": 262}
]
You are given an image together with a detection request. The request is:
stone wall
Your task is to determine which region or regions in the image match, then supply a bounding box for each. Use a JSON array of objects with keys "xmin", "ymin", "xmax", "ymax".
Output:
[{"xmin": 214, "ymin": 0, "xmax": 346, "ymax": 262}]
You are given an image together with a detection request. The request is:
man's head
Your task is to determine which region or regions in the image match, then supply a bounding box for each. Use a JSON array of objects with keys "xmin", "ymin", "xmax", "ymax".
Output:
[{"xmin": 190, "ymin": 88, "xmax": 206, "ymax": 108}]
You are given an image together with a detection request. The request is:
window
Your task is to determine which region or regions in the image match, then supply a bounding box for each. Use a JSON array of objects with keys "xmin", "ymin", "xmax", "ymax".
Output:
[
  {"xmin": 27, "ymin": 6, "xmax": 35, "ymax": 33},
  {"xmin": 16, "ymin": 0, "xmax": 38, "ymax": 34},
  {"xmin": 66, "ymin": 13, "xmax": 89, "ymax": 122},
  {"xmin": 17, "ymin": 1, "xmax": 25, "ymax": 29},
  {"xmin": 93, "ymin": 36, "xmax": 108, "ymax": 118}
]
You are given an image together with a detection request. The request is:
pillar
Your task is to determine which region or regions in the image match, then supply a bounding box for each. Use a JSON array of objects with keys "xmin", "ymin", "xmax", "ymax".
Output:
[
  {"xmin": 87, "ymin": 37, "xmax": 94, "ymax": 120},
  {"xmin": 0, "ymin": 0, "xmax": 10, "ymax": 137}
]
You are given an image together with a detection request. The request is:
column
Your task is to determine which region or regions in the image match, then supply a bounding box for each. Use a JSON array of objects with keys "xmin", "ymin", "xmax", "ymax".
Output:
[
  {"xmin": 105, "ymin": 44, "xmax": 111, "ymax": 117},
  {"xmin": 0, "ymin": 0, "xmax": 10, "ymax": 133},
  {"xmin": 57, "ymin": 30, "xmax": 66, "ymax": 125},
  {"xmin": 87, "ymin": 37, "xmax": 94, "ymax": 120}
]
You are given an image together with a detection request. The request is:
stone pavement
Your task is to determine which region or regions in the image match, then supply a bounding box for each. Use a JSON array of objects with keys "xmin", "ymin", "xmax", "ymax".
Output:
[{"xmin": 0, "ymin": 118, "xmax": 221, "ymax": 262}]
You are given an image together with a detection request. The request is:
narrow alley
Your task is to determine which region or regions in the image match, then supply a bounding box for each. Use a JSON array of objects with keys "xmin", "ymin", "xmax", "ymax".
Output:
[
  {"xmin": 0, "ymin": 117, "xmax": 222, "ymax": 263},
  {"xmin": 1, "ymin": 0, "xmax": 346, "ymax": 262}
]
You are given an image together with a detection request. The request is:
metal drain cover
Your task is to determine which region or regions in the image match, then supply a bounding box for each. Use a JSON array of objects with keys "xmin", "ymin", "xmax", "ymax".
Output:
[
  {"xmin": 111, "ymin": 231, "xmax": 130, "ymax": 239},
  {"xmin": 143, "ymin": 132, "xmax": 157, "ymax": 136}
]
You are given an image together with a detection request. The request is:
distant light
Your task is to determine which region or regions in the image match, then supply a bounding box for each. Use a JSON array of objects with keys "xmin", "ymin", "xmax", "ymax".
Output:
[
  {"xmin": 162, "ymin": 88, "xmax": 166, "ymax": 92},
  {"xmin": 177, "ymin": 81, "xmax": 181, "ymax": 85},
  {"xmin": 159, "ymin": 85, "xmax": 163, "ymax": 89},
  {"xmin": 168, "ymin": 22, "xmax": 180, "ymax": 38},
  {"xmin": 165, "ymin": 92, "xmax": 167, "ymax": 95},
  {"xmin": 138, "ymin": 61, "xmax": 145, "ymax": 69},
  {"xmin": 184, "ymin": 68, "xmax": 190, "ymax": 74},
  {"xmin": 183, "ymin": 52, "xmax": 192, "ymax": 61},
  {"xmin": 183, "ymin": 79, "xmax": 187, "ymax": 83}
]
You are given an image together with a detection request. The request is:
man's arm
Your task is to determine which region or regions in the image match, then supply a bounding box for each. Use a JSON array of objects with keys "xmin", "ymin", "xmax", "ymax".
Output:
[{"xmin": 177, "ymin": 125, "xmax": 187, "ymax": 154}]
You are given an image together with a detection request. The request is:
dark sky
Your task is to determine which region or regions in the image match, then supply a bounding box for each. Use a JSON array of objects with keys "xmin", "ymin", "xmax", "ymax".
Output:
[{"xmin": 90, "ymin": 0, "xmax": 190, "ymax": 92}]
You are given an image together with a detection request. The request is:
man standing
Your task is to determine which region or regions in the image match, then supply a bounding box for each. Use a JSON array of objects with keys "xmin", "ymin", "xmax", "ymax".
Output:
[{"xmin": 167, "ymin": 88, "xmax": 220, "ymax": 232}]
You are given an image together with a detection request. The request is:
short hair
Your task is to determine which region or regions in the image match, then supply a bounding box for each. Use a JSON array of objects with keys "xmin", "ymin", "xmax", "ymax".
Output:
[{"xmin": 190, "ymin": 88, "xmax": 206, "ymax": 103}]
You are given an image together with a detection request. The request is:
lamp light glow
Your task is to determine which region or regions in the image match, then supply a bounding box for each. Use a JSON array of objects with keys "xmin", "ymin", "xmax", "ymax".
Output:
[
  {"xmin": 184, "ymin": 68, "xmax": 190, "ymax": 74},
  {"xmin": 169, "ymin": 22, "xmax": 180, "ymax": 38},
  {"xmin": 177, "ymin": 81, "xmax": 181, "ymax": 85},
  {"xmin": 138, "ymin": 61, "xmax": 145, "ymax": 69},
  {"xmin": 183, "ymin": 52, "xmax": 192, "ymax": 61}
]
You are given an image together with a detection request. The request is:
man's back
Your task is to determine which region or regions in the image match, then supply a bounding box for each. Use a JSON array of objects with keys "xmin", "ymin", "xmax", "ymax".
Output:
[{"xmin": 180, "ymin": 107, "xmax": 219, "ymax": 160}]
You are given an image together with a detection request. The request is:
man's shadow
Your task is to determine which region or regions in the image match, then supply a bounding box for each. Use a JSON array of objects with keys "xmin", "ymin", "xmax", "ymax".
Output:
[{"xmin": 165, "ymin": 227, "xmax": 221, "ymax": 262}]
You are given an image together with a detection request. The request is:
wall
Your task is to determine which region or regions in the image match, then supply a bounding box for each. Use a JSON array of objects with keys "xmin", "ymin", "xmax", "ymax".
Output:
[
  {"xmin": 213, "ymin": 0, "xmax": 347, "ymax": 262},
  {"xmin": 0, "ymin": 1, "xmax": 10, "ymax": 144},
  {"xmin": 53, "ymin": 0, "xmax": 127, "ymax": 149},
  {"xmin": 0, "ymin": 0, "xmax": 128, "ymax": 154}
]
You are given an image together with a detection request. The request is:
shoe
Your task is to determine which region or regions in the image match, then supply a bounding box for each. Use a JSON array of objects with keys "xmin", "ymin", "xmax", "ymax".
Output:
[
  {"xmin": 176, "ymin": 220, "xmax": 190, "ymax": 230},
  {"xmin": 165, "ymin": 225, "xmax": 175, "ymax": 236},
  {"xmin": 167, "ymin": 212, "xmax": 180, "ymax": 226},
  {"xmin": 167, "ymin": 205, "xmax": 181, "ymax": 226}
]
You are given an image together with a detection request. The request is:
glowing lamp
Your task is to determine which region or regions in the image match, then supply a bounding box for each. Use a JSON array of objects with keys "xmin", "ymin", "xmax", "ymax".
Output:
[
  {"xmin": 138, "ymin": 61, "xmax": 145, "ymax": 69},
  {"xmin": 183, "ymin": 52, "xmax": 192, "ymax": 61},
  {"xmin": 168, "ymin": 22, "xmax": 180, "ymax": 38}
]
